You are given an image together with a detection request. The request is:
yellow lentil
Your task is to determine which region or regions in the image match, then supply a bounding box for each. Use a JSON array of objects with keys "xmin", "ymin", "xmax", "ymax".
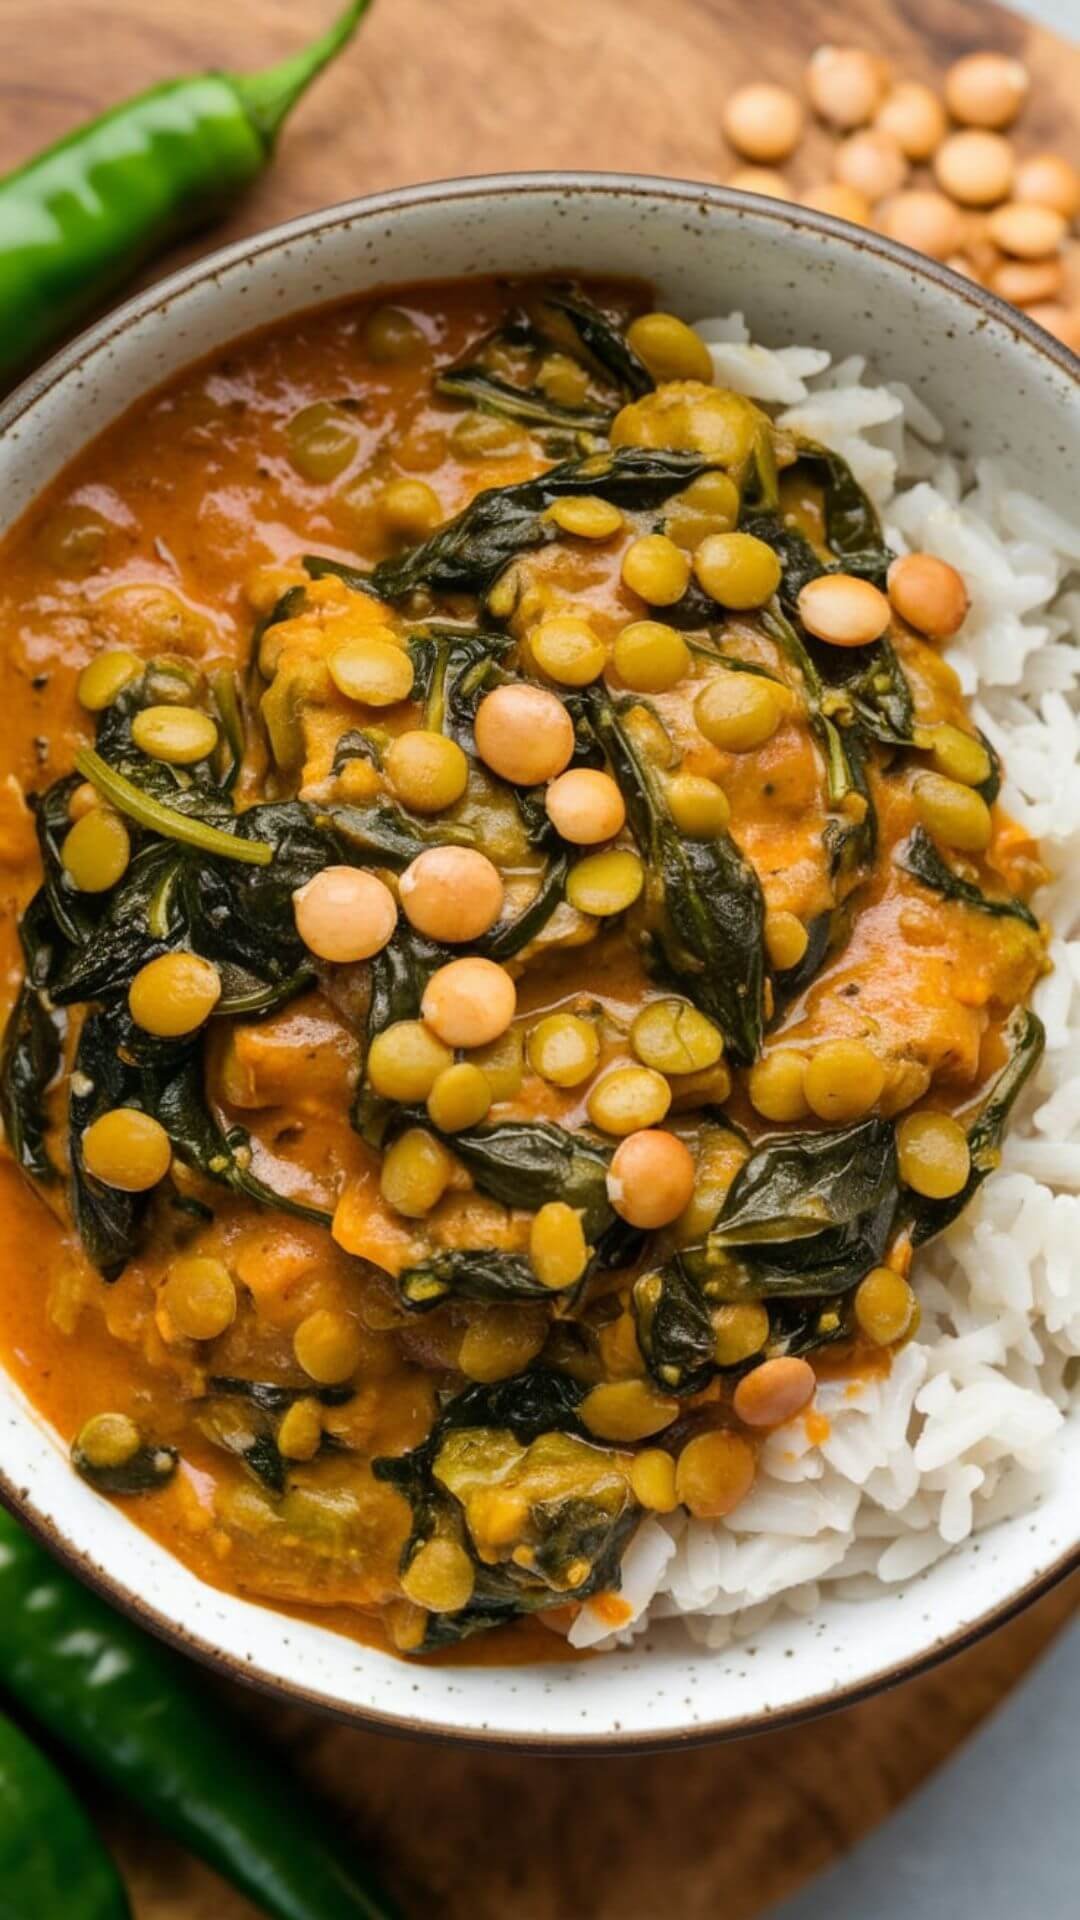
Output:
[
  {"xmin": 620, "ymin": 533, "xmax": 691, "ymax": 607},
  {"xmin": 401, "ymin": 1539, "xmax": 476, "ymax": 1614},
  {"xmin": 131, "ymin": 705, "xmax": 218, "ymax": 765},
  {"xmin": 580, "ymin": 1379, "xmax": 679, "ymax": 1442},
  {"xmin": 586, "ymin": 1066, "xmax": 672, "ymax": 1136},
  {"xmin": 61, "ymin": 809, "xmax": 130, "ymax": 892},
  {"xmin": 128, "ymin": 952, "xmax": 222, "ymax": 1037},
  {"xmin": 77, "ymin": 650, "xmax": 143, "ymax": 712},
  {"xmin": 526, "ymin": 1013, "xmax": 600, "ymax": 1088},
  {"xmin": 712, "ymin": 1303, "xmax": 771, "ymax": 1367},
  {"xmin": 631, "ymin": 999, "xmax": 723, "ymax": 1076},
  {"xmin": 854, "ymin": 1266, "xmax": 918, "ymax": 1345},
  {"xmin": 565, "ymin": 849, "xmax": 644, "ymax": 917},
  {"xmin": 896, "ymin": 1110, "xmax": 971, "ymax": 1199},
  {"xmin": 675, "ymin": 1430, "xmax": 756, "ymax": 1518},
  {"xmin": 529, "ymin": 1202, "xmax": 589, "ymax": 1290},
  {"xmin": 380, "ymin": 1128, "xmax": 454, "ymax": 1218},
  {"xmin": 804, "ymin": 1040, "xmax": 886, "ymax": 1122},
  {"xmin": 293, "ymin": 1309, "xmax": 363, "ymax": 1385}
]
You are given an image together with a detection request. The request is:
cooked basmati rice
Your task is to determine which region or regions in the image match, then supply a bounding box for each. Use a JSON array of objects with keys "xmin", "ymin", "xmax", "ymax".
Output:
[{"xmin": 569, "ymin": 315, "xmax": 1080, "ymax": 1652}]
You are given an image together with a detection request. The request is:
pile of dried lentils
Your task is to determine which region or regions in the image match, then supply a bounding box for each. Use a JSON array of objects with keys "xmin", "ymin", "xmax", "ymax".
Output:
[{"xmin": 721, "ymin": 47, "xmax": 1080, "ymax": 350}]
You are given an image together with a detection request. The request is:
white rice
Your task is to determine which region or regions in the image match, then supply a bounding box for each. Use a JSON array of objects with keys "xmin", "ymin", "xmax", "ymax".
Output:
[{"xmin": 569, "ymin": 315, "xmax": 1080, "ymax": 1652}]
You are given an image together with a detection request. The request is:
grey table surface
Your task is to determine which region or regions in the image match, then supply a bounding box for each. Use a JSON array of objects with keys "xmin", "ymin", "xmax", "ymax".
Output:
[
  {"xmin": 770, "ymin": 1620, "xmax": 1079, "ymax": 1918},
  {"xmin": 1023, "ymin": 0, "xmax": 1079, "ymax": 34}
]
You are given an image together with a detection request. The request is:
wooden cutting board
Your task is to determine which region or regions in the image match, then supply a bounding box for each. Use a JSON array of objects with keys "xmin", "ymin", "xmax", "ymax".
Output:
[{"xmin": 0, "ymin": 1, "xmax": 1077, "ymax": 1915}]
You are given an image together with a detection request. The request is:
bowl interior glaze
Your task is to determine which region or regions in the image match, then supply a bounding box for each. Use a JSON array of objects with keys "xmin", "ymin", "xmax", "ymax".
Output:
[{"xmin": 0, "ymin": 176, "xmax": 1076, "ymax": 1748}]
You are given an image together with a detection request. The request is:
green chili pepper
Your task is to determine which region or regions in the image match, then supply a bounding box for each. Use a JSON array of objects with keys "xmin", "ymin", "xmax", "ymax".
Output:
[
  {"xmin": 0, "ymin": 1, "xmax": 373, "ymax": 382},
  {"xmin": 0, "ymin": 1509, "xmax": 402, "ymax": 1920},
  {"xmin": 0, "ymin": 1708, "xmax": 131, "ymax": 1920}
]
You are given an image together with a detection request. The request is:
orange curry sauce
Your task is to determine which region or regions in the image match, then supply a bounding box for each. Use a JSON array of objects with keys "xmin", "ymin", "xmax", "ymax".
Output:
[{"xmin": 0, "ymin": 279, "xmax": 1046, "ymax": 1660}]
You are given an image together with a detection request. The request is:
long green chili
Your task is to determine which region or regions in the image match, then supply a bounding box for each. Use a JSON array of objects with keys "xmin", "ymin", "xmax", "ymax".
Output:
[
  {"xmin": 0, "ymin": 1508, "xmax": 402, "ymax": 1920},
  {"xmin": 0, "ymin": 3, "xmax": 372, "ymax": 381},
  {"xmin": 0, "ymin": 1708, "xmax": 131, "ymax": 1920}
]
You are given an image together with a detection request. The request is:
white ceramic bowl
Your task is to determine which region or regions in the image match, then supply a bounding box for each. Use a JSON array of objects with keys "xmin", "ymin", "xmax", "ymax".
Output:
[{"xmin": 1, "ymin": 175, "xmax": 1077, "ymax": 1749}]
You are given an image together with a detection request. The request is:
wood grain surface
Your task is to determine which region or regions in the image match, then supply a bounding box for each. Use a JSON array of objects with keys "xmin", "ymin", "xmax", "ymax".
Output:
[{"xmin": 0, "ymin": 1, "xmax": 1077, "ymax": 1916}]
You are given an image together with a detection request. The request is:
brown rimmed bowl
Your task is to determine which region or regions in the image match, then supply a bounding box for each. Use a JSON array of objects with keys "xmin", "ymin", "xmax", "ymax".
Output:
[{"xmin": 0, "ymin": 173, "xmax": 1077, "ymax": 1748}]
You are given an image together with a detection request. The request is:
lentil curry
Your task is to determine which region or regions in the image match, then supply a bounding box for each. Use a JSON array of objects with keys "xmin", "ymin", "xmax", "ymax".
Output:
[{"xmin": 0, "ymin": 279, "xmax": 1047, "ymax": 1657}]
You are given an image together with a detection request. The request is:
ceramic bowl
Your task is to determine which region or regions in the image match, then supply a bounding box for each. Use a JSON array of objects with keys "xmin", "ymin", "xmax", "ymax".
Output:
[{"xmin": 1, "ymin": 175, "xmax": 1077, "ymax": 1749}]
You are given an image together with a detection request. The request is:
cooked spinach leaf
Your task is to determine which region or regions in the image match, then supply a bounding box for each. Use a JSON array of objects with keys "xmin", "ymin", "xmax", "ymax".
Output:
[
  {"xmin": 68, "ymin": 1011, "xmax": 148, "ymax": 1279},
  {"xmin": 197, "ymin": 1396, "xmax": 288, "ymax": 1493},
  {"xmin": 436, "ymin": 366, "xmax": 613, "ymax": 436},
  {"xmin": 761, "ymin": 604, "xmax": 878, "ymax": 1003},
  {"xmin": 897, "ymin": 825, "xmax": 1039, "ymax": 928},
  {"xmin": 769, "ymin": 909, "xmax": 834, "ymax": 1016},
  {"xmin": 908, "ymin": 1006, "xmax": 1044, "ymax": 1243},
  {"xmin": 149, "ymin": 1049, "xmax": 333, "ymax": 1228},
  {"xmin": 191, "ymin": 800, "xmax": 354, "ymax": 1012},
  {"xmin": 584, "ymin": 687, "xmax": 765, "ymax": 1064},
  {"xmin": 51, "ymin": 800, "xmax": 337, "ymax": 1019},
  {"xmin": 366, "ymin": 923, "xmax": 447, "ymax": 1038},
  {"xmin": 479, "ymin": 850, "xmax": 569, "ymax": 961},
  {"xmin": 524, "ymin": 284, "xmax": 654, "ymax": 397},
  {"xmin": 374, "ymin": 1369, "xmax": 638, "ymax": 1651},
  {"xmin": 198, "ymin": 1380, "xmax": 354, "ymax": 1493},
  {"xmin": 69, "ymin": 1005, "xmax": 333, "ymax": 1279},
  {"xmin": 430, "ymin": 1118, "xmax": 616, "ymax": 1243},
  {"xmin": 16, "ymin": 883, "xmax": 63, "ymax": 994},
  {"xmin": 403, "ymin": 1491, "xmax": 637, "ymax": 1653},
  {"xmin": 71, "ymin": 1438, "xmax": 178, "ymax": 1496},
  {"xmin": 792, "ymin": 441, "xmax": 891, "ymax": 582},
  {"xmin": 438, "ymin": 1370, "xmax": 591, "ymax": 1445},
  {"xmin": 433, "ymin": 284, "xmax": 648, "ymax": 440},
  {"xmin": 684, "ymin": 1117, "xmax": 900, "ymax": 1298},
  {"xmin": 841, "ymin": 633, "xmax": 916, "ymax": 745},
  {"xmin": 411, "ymin": 626, "xmax": 514, "ymax": 749},
  {"xmin": 743, "ymin": 439, "xmax": 890, "ymax": 596},
  {"xmin": 207, "ymin": 1376, "xmax": 354, "ymax": 1414},
  {"xmin": 633, "ymin": 1265, "xmax": 862, "ymax": 1393},
  {"xmin": 75, "ymin": 747, "xmax": 271, "ymax": 867},
  {"xmin": 398, "ymin": 1249, "xmax": 569, "ymax": 1312},
  {"xmin": 324, "ymin": 799, "xmax": 429, "ymax": 871},
  {"xmin": 378, "ymin": 1116, "xmax": 641, "ymax": 1298},
  {"xmin": 676, "ymin": 1016, "xmax": 1040, "ymax": 1315},
  {"xmin": 763, "ymin": 1298, "xmax": 854, "ymax": 1363},
  {"xmin": 93, "ymin": 674, "xmax": 228, "ymax": 808},
  {"xmin": 31, "ymin": 774, "xmax": 97, "ymax": 949},
  {"xmin": 746, "ymin": 444, "xmax": 909, "ymax": 748},
  {"xmin": 49, "ymin": 841, "xmax": 180, "ymax": 1006},
  {"xmin": 373, "ymin": 1370, "xmax": 588, "ymax": 1515},
  {"xmin": 299, "ymin": 554, "xmax": 382, "ymax": 598},
  {"xmin": 632, "ymin": 1265, "xmax": 715, "ymax": 1396},
  {"xmin": 370, "ymin": 449, "xmax": 719, "ymax": 601},
  {"xmin": 0, "ymin": 978, "xmax": 61, "ymax": 1182},
  {"xmin": 351, "ymin": 927, "xmax": 450, "ymax": 1144}
]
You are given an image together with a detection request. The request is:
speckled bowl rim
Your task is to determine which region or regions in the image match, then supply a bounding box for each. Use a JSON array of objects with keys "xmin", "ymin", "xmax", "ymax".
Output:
[{"xmin": 0, "ymin": 171, "xmax": 1076, "ymax": 1753}]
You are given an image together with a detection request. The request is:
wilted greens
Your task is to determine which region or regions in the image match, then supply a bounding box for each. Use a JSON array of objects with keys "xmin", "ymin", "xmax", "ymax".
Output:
[
  {"xmin": 375, "ymin": 1370, "xmax": 638, "ymax": 1651},
  {"xmin": 631, "ymin": 1009, "xmax": 1045, "ymax": 1397},
  {"xmin": 898, "ymin": 825, "xmax": 1039, "ymax": 928},
  {"xmin": 371, "ymin": 448, "xmax": 721, "ymax": 601},
  {"xmin": 584, "ymin": 686, "xmax": 765, "ymax": 1064},
  {"xmin": 907, "ymin": 1006, "xmax": 1043, "ymax": 1241},
  {"xmin": 434, "ymin": 282, "xmax": 652, "ymax": 439},
  {"xmin": 71, "ymin": 1436, "xmax": 178, "ymax": 1497}
]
